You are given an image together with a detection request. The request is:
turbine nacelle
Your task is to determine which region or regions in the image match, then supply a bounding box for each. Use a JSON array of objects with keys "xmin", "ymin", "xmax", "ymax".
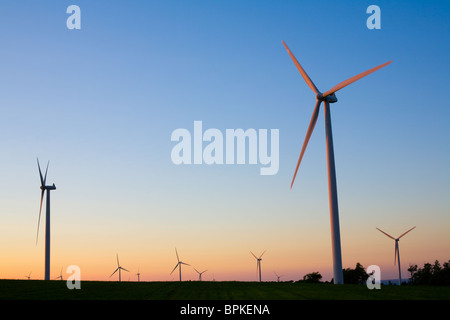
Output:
[
  {"xmin": 41, "ymin": 184, "xmax": 56, "ymax": 191},
  {"xmin": 317, "ymin": 92, "xmax": 338, "ymax": 103}
]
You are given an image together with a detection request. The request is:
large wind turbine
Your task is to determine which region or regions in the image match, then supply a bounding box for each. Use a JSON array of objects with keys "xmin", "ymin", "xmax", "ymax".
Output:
[
  {"xmin": 36, "ymin": 158, "xmax": 56, "ymax": 281},
  {"xmin": 170, "ymin": 248, "xmax": 190, "ymax": 281},
  {"xmin": 110, "ymin": 254, "xmax": 129, "ymax": 282},
  {"xmin": 376, "ymin": 226, "xmax": 416, "ymax": 285},
  {"xmin": 251, "ymin": 250, "xmax": 266, "ymax": 282},
  {"xmin": 194, "ymin": 268, "xmax": 208, "ymax": 281},
  {"xmin": 282, "ymin": 41, "xmax": 392, "ymax": 284}
]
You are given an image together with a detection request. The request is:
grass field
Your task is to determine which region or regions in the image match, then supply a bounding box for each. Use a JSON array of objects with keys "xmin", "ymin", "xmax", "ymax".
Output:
[{"xmin": 0, "ymin": 280, "xmax": 449, "ymax": 300}]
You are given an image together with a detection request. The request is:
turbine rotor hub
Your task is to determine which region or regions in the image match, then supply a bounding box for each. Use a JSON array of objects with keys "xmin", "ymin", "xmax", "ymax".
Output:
[{"xmin": 317, "ymin": 92, "xmax": 338, "ymax": 103}]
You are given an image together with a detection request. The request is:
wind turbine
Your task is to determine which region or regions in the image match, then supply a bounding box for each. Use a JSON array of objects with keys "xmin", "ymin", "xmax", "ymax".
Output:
[
  {"xmin": 282, "ymin": 41, "xmax": 392, "ymax": 284},
  {"xmin": 274, "ymin": 272, "xmax": 283, "ymax": 282},
  {"xmin": 194, "ymin": 268, "xmax": 208, "ymax": 281},
  {"xmin": 376, "ymin": 226, "xmax": 416, "ymax": 285},
  {"xmin": 251, "ymin": 250, "xmax": 266, "ymax": 282},
  {"xmin": 36, "ymin": 158, "xmax": 56, "ymax": 281},
  {"xmin": 55, "ymin": 267, "xmax": 63, "ymax": 280},
  {"xmin": 170, "ymin": 248, "xmax": 190, "ymax": 281},
  {"xmin": 25, "ymin": 272, "xmax": 32, "ymax": 280},
  {"xmin": 110, "ymin": 254, "xmax": 129, "ymax": 282},
  {"xmin": 136, "ymin": 268, "xmax": 141, "ymax": 282}
]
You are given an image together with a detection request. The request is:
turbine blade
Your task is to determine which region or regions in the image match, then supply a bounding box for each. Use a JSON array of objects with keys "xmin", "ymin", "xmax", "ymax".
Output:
[
  {"xmin": 376, "ymin": 228, "xmax": 396, "ymax": 240},
  {"xmin": 43, "ymin": 161, "xmax": 49, "ymax": 186},
  {"xmin": 250, "ymin": 251, "xmax": 258, "ymax": 260},
  {"xmin": 322, "ymin": 60, "xmax": 392, "ymax": 97},
  {"xmin": 36, "ymin": 189, "xmax": 45, "ymax": 244},
  {"xmin": 259, "ymin": 250, "xmax": 267, "ymax": 259},
  {"xmin": 110, "ymin": 268, "xmax": 119, "ymax": 277},
  {"xmin": 121, "ymin": 267, "xmax": 130, "ymax": 272},
  {"xmin": 291, "ymin": 100, "xmax": 322, "ymax": 189},
  {"xmin": 394, "ymin": 242, "xmax": 398, "ymax": 266},
  {"xmin": 397, "ymin": 226, "xmax": 416, "ymax": 239},
  {"xmin": 116, "ymin": 254, "xmax": 120, "ymax": 267},
  {"xmin": 181, "ymin": 262, "xmax": 190, "ymax": 266},
  {"xmin": 175, "ymin": 247, "xmax": 180, "ymax": 262},
  {"xmin": 170, "ymin": 263, "xmax": 179, "ymax": 275},
  {"xmin": 37, "ymin": 158, "xmax": 44, "ymax": 187},
  {"xmin": 194, "ymin": 268, "xmax": 200, "ymax": 274},
  {"xmin": 282, "ymin": 41, "xmax": 319, "ymax": 95}
]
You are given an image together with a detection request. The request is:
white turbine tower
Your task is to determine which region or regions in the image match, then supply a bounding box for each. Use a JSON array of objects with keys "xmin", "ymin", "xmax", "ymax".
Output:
[
  {"xmin": 170, "ymin": 248, "xmax": 190, "ymax": 282},
  {"xmin": 283, "ymin": 41, "xmax": 392, "ymax": 284},
  {"xmin": 251, "ymin": 250, "xmax": 266, "ymax": 282},
  {"xmin": 110, "ymin": 254, "xmax": 129, "ymax": 282},
  {"xmin": 377, "ymin": 226, "xmax": 416, "ymax": 285},
  {"xmin": 36, "ymin": 158, "xmax": 56, "ymax": 281},
  {"xmin": 194, "ymin": 268, "xmax": 208, "ymax": 281}
]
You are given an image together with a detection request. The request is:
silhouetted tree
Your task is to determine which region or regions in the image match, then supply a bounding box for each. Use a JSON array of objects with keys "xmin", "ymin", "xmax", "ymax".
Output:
[
  {"xmin": 409, "ymin": 260, "xmax": 450, "ymax": 285},
  {"xmin": 408, "ymin": 264, "xmax": 418, "ymax": 280},
  {"xmin": 303, "ymin": 272, "xmax": 322, "ymax": 283},
  {"xmin": 342, "ymin": 262, "xmax": 369, "ymax": 284}
]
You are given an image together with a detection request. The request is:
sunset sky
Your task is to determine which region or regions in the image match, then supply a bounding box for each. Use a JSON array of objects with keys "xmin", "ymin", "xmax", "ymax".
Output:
[{"xmin": 0, "ymin": 0, "xmax": 449, "ymax": 283}]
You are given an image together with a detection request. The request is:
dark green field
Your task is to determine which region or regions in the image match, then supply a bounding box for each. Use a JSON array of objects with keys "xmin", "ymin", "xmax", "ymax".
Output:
[{"xmin": 0, "ymin": 280, "xmax": 449, "ymax": 300}]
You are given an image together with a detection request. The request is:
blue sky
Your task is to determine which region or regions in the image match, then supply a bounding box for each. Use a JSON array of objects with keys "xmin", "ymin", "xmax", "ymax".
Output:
[{"xmin": 0, "ymin": 0, "xmax": 449, "ymax": 281}]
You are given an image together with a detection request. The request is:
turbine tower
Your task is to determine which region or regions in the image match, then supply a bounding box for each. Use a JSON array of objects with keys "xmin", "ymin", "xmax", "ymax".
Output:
[
  {"xmin": 282, "ymin": 41, "xmax": 392, "ymax": 284},
  {"xmin": 194, "ymin": 268, "xmax": 208, "ymax": 281},
  {"xmin": 110, "ymin": 254, "xmax": 129, "ymax": 282},
  {"xmin": 376, "ymin": 226, "xmax": 416, "ymax": 285},
  {"xmin": 36, "ymin": 158, "xmax": 56, "ymax": 281},
  {"xmin": 251, "ymin": 250, "xmax": 266, "ymax": 282},
  {"xmin": 170, "ymin": 248, "xmax": 190, "ymax": 281}
]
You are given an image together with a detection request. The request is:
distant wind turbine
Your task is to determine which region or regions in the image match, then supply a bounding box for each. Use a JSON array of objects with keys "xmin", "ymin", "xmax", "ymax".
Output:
[
  {"xmin": 274, "ymin": 272, "xmax": 283, "ymax": 282},
  {"xmin": 55, "ymin": 267, "xmax": 63, "ymax": 280},
  {"xmin": 282, "ymin": 41, "xmax": 392, "ymax": 284},
  {"xmin": 36, "ymin": 158, "xmax": 56, "ymax": 281},
  {"xmin": 25, "ymin": 272, "xmax": 32, "ymax": 280},
  {"xmin": 170, "ymin": 248, "xmax": 190, "ymax": 281},
  {"xmin": 110, "ymin": 254, "xmax": 129, "ymax": 282},
  {"xmin": 194, "ymin": 268, "xmax": 208, "ymax": 281},
  {"xmin": 251, "ymin": 250, "xmax": 266, "ymax": 282},
  {"xmin": 376, "ymin": 226, "xmax": 416, "ymax": 285},
  {"xmin": 136, "ymin": 268, "xmax": 141, "ymax": 282}
]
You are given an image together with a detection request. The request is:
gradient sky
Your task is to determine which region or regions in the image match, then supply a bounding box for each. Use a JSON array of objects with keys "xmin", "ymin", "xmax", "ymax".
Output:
[{"xmin": 0, "ymin": 0, "xmax": 449, "ymax": 282}]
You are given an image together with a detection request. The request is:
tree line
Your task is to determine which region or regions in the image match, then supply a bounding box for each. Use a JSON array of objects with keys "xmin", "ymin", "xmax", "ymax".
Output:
[{"xmin": 297, "ymin": 259, "xmax": 450, "ymax": 285}]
